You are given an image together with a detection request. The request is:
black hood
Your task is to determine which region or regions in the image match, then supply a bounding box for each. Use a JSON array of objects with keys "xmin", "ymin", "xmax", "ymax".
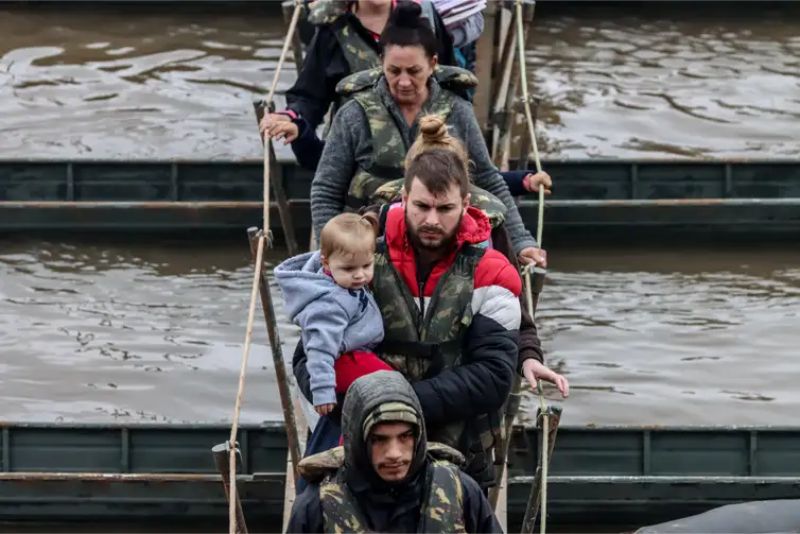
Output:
[{"xmin": 341, "ymin": 370, "xmax": 428, "ymax": 490}]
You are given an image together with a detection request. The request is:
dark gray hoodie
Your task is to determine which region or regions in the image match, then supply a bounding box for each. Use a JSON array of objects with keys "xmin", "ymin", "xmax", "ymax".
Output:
[
  {"xmin": 287, "ymin": 371, "xmax": 504, "ymax": 533},
  {"xmin": 275, "ymin": 251, "xmax": 384, "ymax": 406}
]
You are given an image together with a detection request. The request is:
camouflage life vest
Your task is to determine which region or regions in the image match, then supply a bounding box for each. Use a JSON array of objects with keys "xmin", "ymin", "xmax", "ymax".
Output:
[
  {"xmin": 335, "ymin": 66, "xmax": 479, "ymax": 209},
  {"xmin": 311, "ymin": 0, "xmax": 437, "ymax": 75},
  {"xmin": 370, "ymin": 214, "xmax": 501, "ymax": 485},
  {"xmin": 319, "ymin": 461, "xmax": 466, "ymax": 534}
]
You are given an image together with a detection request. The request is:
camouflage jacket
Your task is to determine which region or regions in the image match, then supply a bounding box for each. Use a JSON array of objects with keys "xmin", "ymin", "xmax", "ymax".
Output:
[{"xmin": 319, "ymin": 461, "xmax": 466, "ymax": 533}]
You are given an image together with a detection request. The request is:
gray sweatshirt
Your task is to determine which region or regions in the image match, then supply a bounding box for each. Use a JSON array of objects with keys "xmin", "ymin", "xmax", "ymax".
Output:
[
  {"xmin": 310, "ymin": 77, "xmax": 537, "ymax": 255},
  {"xmin": 274, "ymin": 251, "xmax": 384, "ymax": 406}
]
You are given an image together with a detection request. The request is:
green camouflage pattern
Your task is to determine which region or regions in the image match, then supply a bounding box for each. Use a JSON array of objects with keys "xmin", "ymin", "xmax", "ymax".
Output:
[
  {"xmin": 335, "ymin": 66, "xmax": 383, "ymax": 96},
  {"xmin": 319, "ymin": 461, "xmax": 465, "ymax": 533},
  {"xmin": 335, "ymin": 66, "xmax": 479, "ymax": 208},
  {"xmin": 307, "ymin": 0, "xmax": 348, "ymax": 26},
  {"xmin": 298, "ymin": 442, "xmax": 465, "ymax": 484},
  {"xmin": 334, "ymin": 24, "xmax": 380, "ymax": 75},
  {"xmin": 421, "ymin": 461, "xmax": 467, "ymax": 534},
  {"xmin": 371, "ymin": 180, "xmax": 508, "ymax": 228},
  {"xmin": 320, "ymin": 470, "xmax": 369, "ymax": 534},
  {"xmin": 371, "ymin": 237, "xmax": 485, "ymax": 449}
]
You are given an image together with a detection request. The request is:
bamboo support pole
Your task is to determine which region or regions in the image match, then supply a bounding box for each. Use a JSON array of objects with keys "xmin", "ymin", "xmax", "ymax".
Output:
[
  {"xmin": 227, "ymin": 233, "xmax": 265, "ymax": 534},
  {"xmin": 212, "ymin": 442, "xmax": 248, "ymax": 534},
  {"xmin": 495, "ymin": 2, "xmax": 535, "ymax": 169},
  {"xmin": 254, "ymin": 101, "xmax": 301, "ymax": 256},
  {"xmin": 281, "ymin": 0, "xmax": 305, "ymax": 73},
  {"xmin": 521, "ymin": 406, "xmax": 562, "ymax": 534},
  {"xmin": 247, "ymin": 227, "xmax": 303, "ymax": 481}
]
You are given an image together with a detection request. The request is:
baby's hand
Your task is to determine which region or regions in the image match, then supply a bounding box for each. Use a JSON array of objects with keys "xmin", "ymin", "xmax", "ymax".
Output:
[{"xmin": 314, "ymin": 403, "xmax": 337, "ymax": 416}]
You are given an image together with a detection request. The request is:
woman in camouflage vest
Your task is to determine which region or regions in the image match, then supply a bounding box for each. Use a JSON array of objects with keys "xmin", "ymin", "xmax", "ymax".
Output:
[
  {"xmin": 311, "ymin": 1, "xmax": 550, "ymax": 269},
  {"xmin": 260, "ymin": 0, "xmax": 456, "ymax": 171}
]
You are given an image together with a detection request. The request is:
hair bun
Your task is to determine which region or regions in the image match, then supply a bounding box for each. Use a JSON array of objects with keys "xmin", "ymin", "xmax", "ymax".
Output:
[
  {"xmin": 419, "ymin": 114, "xmax": 448, "ymax": 143},
  {"xmin": 391, "ymin": 1, "xmax": 423, "ymax": 28}
]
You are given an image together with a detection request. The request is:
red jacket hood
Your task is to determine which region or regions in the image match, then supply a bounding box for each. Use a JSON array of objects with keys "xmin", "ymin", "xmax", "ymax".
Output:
[{"xmin": 384, "ymin": 204, "xmax": 492, "ymax": 252}]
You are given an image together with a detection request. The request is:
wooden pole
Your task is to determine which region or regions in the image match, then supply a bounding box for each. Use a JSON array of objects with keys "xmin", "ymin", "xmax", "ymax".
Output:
[
  {"xmin": 254, "ymin": 101, "xmax": 301, "ymax": 256},
  {"xmin": 495, "ymin": 1, "xmax": 536, "ymax": 170},
  {"xmin": 473, "ymin": 2, "xmax": 499, "ymax": 134},
  {"xmin": 246, "ymin": 227, "xmax": 303, "ymax": 482},
  {"xmin": 281, "ymin": 0, "xmax": 304, "ymax": 74},
  {"xmin": 521, "ymin": 406, "xmax": 562, "ymax": 533},
  {"xmin": 212, "ymin": 442, "xmax": 248, "ymax": 534}
]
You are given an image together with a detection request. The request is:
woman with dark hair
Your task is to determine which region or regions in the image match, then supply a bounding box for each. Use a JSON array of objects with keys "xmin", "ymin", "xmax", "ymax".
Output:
[
  {"xmin": 311, "ymin": 1, "xmax": 551, "ymax": 266},
  {"xmin": 259, "ymin": 0, "xmax": 456, "ymax": 171}
]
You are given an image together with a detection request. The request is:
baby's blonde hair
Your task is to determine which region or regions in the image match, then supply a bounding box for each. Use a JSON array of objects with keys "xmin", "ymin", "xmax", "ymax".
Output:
[
  {"xmin": 320, "ymin": 213, "xmax": 378, "ymax": 261},
  {"xmin": 405, "ymin": 114, "xmax": 470, "ymax": 178}
]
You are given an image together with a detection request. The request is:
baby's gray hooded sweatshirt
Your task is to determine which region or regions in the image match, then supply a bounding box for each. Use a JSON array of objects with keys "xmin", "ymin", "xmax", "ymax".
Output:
[{"xmin": 274, "ymin": 251, "xmax": 384, "ymax": 406}]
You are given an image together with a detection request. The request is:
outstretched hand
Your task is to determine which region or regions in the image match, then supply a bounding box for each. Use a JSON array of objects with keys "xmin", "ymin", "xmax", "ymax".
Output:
[{"xmin": 521, "ymin": 358, "xmax": 569, "ymax": 398}]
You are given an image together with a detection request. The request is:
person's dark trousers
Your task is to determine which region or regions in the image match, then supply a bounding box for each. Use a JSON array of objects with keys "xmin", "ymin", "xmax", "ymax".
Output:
[{"xmin": 295, "ymin": 414, "xmax": 342, "ymax": 493}]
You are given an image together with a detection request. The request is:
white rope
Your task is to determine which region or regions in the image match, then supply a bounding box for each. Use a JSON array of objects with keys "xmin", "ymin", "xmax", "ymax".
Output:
[
  {"xmin": 268, "ymin": 0, "xmax": 303, "ymax": 105},
  {"xmin": 516, "ymin": 1, "xmax": 549, "ymax": 531},
  {"xmin": 228, "ymin": 234, "xmax": 265, "ymax": 534}
]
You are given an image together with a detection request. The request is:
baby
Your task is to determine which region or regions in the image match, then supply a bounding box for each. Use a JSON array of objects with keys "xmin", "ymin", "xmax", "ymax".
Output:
[{"xmin": 275, "ymin": 213, "xmax": 391, "ymax": 416}]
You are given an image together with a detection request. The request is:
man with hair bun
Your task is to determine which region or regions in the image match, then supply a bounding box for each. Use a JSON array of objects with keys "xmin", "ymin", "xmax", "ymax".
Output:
[{"xmin": 296, "ymin": 134, "xmax": 535, "ymax": 490}]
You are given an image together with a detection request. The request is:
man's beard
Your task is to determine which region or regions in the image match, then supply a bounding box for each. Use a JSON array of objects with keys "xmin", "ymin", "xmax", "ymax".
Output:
[{"xmin": 406, "ymin": 211, "xmax": 461, "ymax": 252}]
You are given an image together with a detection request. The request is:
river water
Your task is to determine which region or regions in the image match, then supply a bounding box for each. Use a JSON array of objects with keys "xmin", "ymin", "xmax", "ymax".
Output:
[
  {"xmin": 1, "ymin": 3, "xmax": 798, "ymax": 160},
  {"xmin": 2, "ymin": 237, "xmax": 798, "ymax": 426},
  {"xmin": 1, "ymin": 4, "xmax": 799, "ymax": 427}
]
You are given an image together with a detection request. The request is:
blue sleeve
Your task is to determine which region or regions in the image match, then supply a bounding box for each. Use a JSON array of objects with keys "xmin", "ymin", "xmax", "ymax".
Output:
[
  {"xmin": 285, "ymin": 483, "xmax": 325, "ymax": 533},
  {"xmin": 290, "ymin": 116, "xmax": 326, "ymax": 171},
  {"xmin": 499, "ymin": 170, "xmax": 529, "ymax": 197}
]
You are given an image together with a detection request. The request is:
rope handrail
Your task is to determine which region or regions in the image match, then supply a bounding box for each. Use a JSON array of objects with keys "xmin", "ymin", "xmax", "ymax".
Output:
[
  {"xmin": 515, "ymin": 0, "xmax": 551, "ymax": 531},
  {"xmin": 227, "ymin": 2, "xmax": 303, "ymax": 533}
]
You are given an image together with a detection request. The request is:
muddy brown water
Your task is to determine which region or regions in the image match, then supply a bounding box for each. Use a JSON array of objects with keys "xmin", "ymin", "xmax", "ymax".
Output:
[
  {"xmin": 0, "ymin": 3, "xmax": 798, "ymax": 159},
  {"xmin": 2, "ymin": 237, "xmax": 798, "ymax": 426},
  {"xmin": 0, "ymin": 4, "xmax": 799, "ymax": 426}
]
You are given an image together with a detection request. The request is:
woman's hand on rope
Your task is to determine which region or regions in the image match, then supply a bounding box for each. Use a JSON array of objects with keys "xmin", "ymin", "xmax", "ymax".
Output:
[
  {"xmin": 518, "ymin": 247, "xmax": 547, "ymax": 267},
  {"xmin": 522, "ymin": 359, "xmax": 569, "ymax": 398},
  {"xmin": 259, "ymin": 113, "xmax": 299, "ymax": 144},
  {"xmin": 523, "ymin": 170, "xmax": 553, "ymax": 194}
]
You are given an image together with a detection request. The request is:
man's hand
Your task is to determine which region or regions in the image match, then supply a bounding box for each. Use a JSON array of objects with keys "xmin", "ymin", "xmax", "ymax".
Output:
[
  {"xmin": 518, "ymin": 247, "xmax": 547, "ymax": 267},
  {"xmin": 523, "ymin": 171, "xmax": 553, "ymax": 194},
  {"xmin": 259, "ymin": 113, "xmax": 299, "ymax": 144},
  {"xmin": 314, "ymin": 402, "xmax": 337, "ymax": 416},
  {"xmin": 521, "ymin": 359, "xmax": 569, "ymax": 398}
]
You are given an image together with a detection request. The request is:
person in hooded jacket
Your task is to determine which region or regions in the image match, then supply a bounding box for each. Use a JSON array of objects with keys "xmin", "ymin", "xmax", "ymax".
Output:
[
  {"xmin": 296, "ymin": 142, "xmax": 525, "ymax": 490},
  {"xmin": 287, "ymin": 371, "xmax": 503, "ymax": 533}
]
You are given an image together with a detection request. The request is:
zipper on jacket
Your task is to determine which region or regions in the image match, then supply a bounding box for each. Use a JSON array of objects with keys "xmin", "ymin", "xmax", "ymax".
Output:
[{"xmin": 417, "ymin": 277, "xmax": 426, "ymax": 321}]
